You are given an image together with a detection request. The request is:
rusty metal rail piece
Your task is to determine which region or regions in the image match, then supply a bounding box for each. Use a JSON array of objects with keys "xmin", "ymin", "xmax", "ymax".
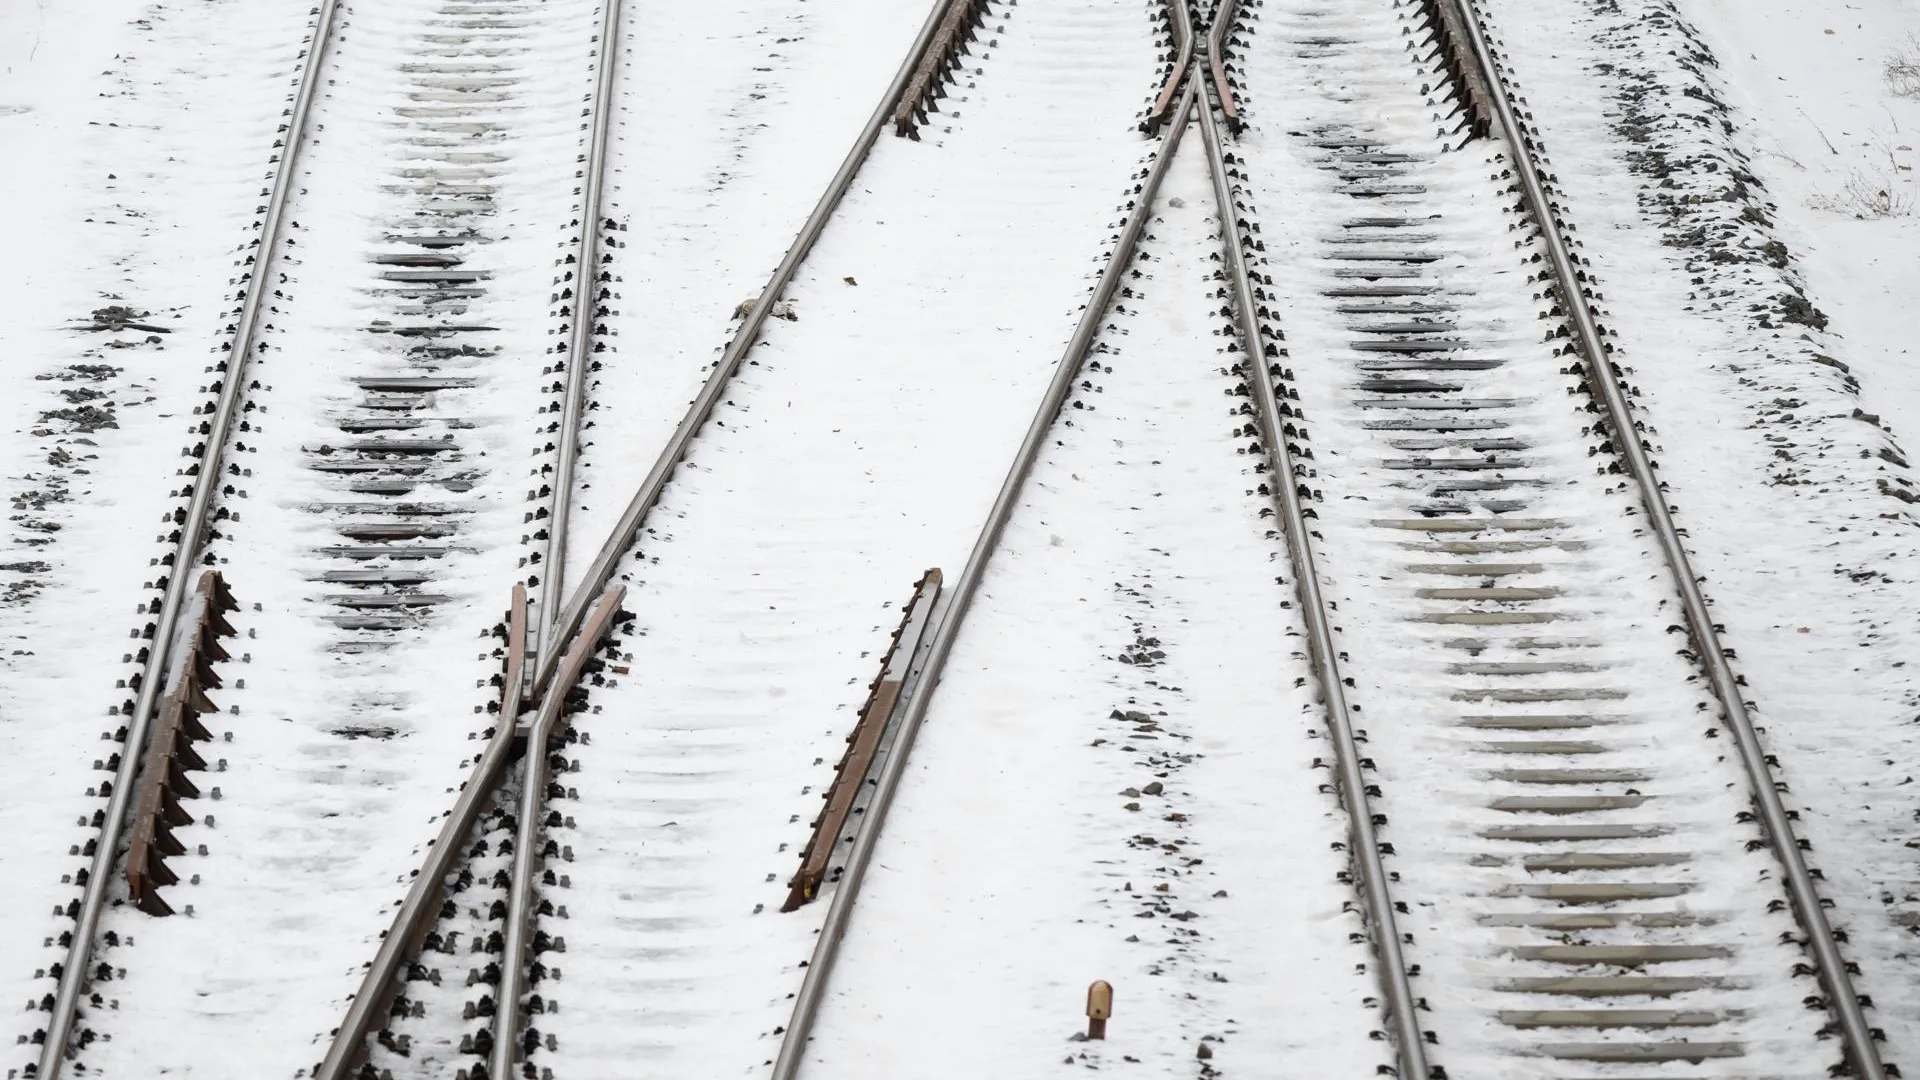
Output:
[
  {"xmin": 1144, "ymin": 0, "xmax": 1195, "ymax": 133},
  {"xmin": 1442, "ymin": 1, "xmax": 1887, "ymax": 1075},
  {"xmin": 767, "ymin": 77, "xmax": 1203, "ymax": 1080},
  {"xmin": 540, "ymin": 0, "xmax": 625, "ymax": 619},
  {"xmin": 125, "ymin": 571, "xmax": 236, "ymax": 917},
  {"xmin": 35, "ymin": 0, "xmax": 347, "ymax": 1071},
  {"xmin": 782, "ymin": 570, "xmax": 943, "ymax": 913},
  {"xmin": 491, "ymin": 586, "xmax": 625, "ymax": 1080},
  {"xmin": 310, "ymin": 585, "xmax": 530, "ymax": 1080},
  {"xmin": 891, "ymin": 0, "xmax": 993, "ymax": 139},
  {"xmin": 1204, "ymin": 0, "xmax": 1240, "ymax": 129},
  {"xmin": 1192, "ymin": 54, "xmax": 1432, "ymax": 1077},
  {"xmin": 499, "ymin": 583, "xmax": 533, "ymax": 731}
]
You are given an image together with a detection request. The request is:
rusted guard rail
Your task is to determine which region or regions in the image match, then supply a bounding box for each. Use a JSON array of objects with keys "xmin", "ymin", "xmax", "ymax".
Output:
[
  {"xmin": 1143, "ymin": 0, "xmax": 1194, "ymax": 133},
  {"xmin": 782, "ymin": 570, "xmax": 943, "ymax": 913},
  {"xmin": 1206, "ymin": 0, "xmax": 1241, "ymax": 129},
  {"xmin": 125, "ymin": 571, "xmax": 237, "ymax": 916},
  {"xmin": 891, "ymin": 0, "xmax": 994, "ymax": 138}
]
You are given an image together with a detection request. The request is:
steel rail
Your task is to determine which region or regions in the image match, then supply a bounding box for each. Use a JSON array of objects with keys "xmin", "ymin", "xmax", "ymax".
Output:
[
  {"xmin": 1194, "ymin": 43, "xmax": 1431, "ymax": 1079},
  {"xmin": 328, "ymin": 4, "xmax": 961, "ymax": 1068},
  {"xmin": 766, "ymin": 77, "xmax": 1202, "ymax": 1080},
  {"xmin": 311, "ymin": 585, "xmax": 530, "ymax": 1080},
  {"xmin": 34, "ymin": 1, "xmax": 348, "ymax": 1074},
  {"xmin": 1204, "ymin": 0, "xmax": 1240, "ymax": 127},
  {"xmin": 1143, "ymin": 0, "xmax": 1194, "ymax": 132},
  {"xmin": 1446, "ymin": 1, "xmax": 1887, "ymax": 1075},
  {"xmin": 783, "ymin": 569, "xmax": 943, "ymax": 912},
  {"xmin": 530, "ymin": 0, "xmax": 966, "ymax": 700},
  {"xmin": 491, "ymin": 587, "xmax": 625, "ymax": 1080},
  {"xmin": 540, "ymin": 0, "xmax": 625, "ymax": 625}
]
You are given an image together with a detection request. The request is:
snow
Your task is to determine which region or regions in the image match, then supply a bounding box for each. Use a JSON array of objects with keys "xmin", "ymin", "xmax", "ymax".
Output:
[
  {"xmin": 1687, "ymin": 0, "xmax": 1920, "ymax": 441},
  {"xmin": 1218, "ymin": 1, "xmax": 1831, "ymax": 1072},
  {"xmin": 802, "ymin": 135, "xmax": 1386, "ymax": 1080},
  {"xmin": 1485, "ymin": 0, "xmax": 1920, "ymax": 1056},
  {"xmin": 0, "ymin": 0, "xmax": 333, "ymax": 1062},
  {"xmin": 0, "ymin": 0, "xmax": 1917, "ymax": 1075},
  {"xmin": 0, "ymin": 0, "xmax": 958, "ymax": 1073},
  {"xmin": 42, "ymin": 0, "xmax": 622, "ymax": 1070},
  {"xmin": 552, "ymin": 0, "xmax": 935, "ymax": 592},
  {"xmin": 538, "ymin": 3, "xmax": 1232, "ymax": 1075}
]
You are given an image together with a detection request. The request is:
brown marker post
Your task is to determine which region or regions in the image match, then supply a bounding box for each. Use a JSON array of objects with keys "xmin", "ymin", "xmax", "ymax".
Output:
[{"xmin": 1086, "ymin": 980, "xmax": 1114, "ymax": 1040}]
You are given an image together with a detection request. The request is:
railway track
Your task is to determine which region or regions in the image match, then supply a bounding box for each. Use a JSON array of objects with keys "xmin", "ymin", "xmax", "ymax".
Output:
[
  {"xmin": 27, "ymin": 0, "xmax": 348, "ymax": 1069},
  {"xmin": 774, "ymin": 0, "xmax": 1898, "ymax": 1077},
  {"xmin": 1214, "ymin": 0, "xmax": 1890, "ymax": 1074},
  {"xmin": 305, "ymin": 0, "xmax": 1171, "ymax": 1076},
  {"xmin": 25, "ymin": 0, "xmax": 663, "ymax": 1073},
  {"xmin": 15, "ymin": 0, "xmax": 1902, "ymax": 1076},
  {"xmin": 21, "ymin": 0, "xmax": 1049, "ymax": 1071}
]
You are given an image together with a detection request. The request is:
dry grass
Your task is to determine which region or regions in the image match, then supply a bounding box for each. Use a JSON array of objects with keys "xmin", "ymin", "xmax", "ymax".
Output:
[
  {"xmin": 1886, "ymin": 36, "xmax": 1920, "ymax": 97},
  {"xmin": 1810, "ymin": 169, "xmax": 1915, "ymax": 218}
]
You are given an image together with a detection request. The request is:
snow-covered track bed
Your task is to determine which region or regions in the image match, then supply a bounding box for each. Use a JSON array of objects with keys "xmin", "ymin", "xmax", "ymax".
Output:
[
  {"xmin": 1218, "ymin": 0, "xmax": 1895, "ymax": 1076},
  {"xmin": 790, "ymin": 68, "xmax": 1392, "ymax": 1078},
  {"xmin": 18, "ymin": 0, "xmax": 669, "ymax": 1074},
  {"xmin": 527, "ymin": 0, "xmax": 1168, "ymax": 1072},
  {"xmin": 308, "ymin": 1, "xmax": 1169, "ymax": 1078},
  {"xmin": 1477, "ymin": 0, "xmax": 1920, "ymax": 1058},
  {"xmin": 295, "ymin": 0, "xmax": 598, "ymax": 644}
]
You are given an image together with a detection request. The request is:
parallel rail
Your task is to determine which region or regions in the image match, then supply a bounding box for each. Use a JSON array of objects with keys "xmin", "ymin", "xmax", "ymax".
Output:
[
  {"xmin": 539, "ymin": 0, "xmax": 626, "ymax": 627},
  {"xmin": 1195, "ymin": 17, "xmax": 1432, "ymax": 1075},
  {"xmin": 1142, "ymin": 0, "xmax": 1194, "ymax": 133},
  {"xmin": 489, "ymin": 587, "xmax": 625, "ymax": 1080},
  {"xmin": 528, "ymin": 0, "xmax": 975, "ymax": 705},
  {"xmin": 1443, "ymin": 0, "xmax": 1886, "ymax": 1074},
  {"xmin": 317, "ymin": 0, "xmax": 993, "ymax": 1073},
  {"xmin": 33, "ymin": 1, "xmax": 347, "ymax": 1074},
  {"xmin": 1204, "ymin": 0, "xmax": 1239, "ymax": 128},
  {"xmin": 309, "ymin": 0, "xmax": 634, "ymax": 1069},
  {"xmin": 308, "ymin": 584, "xmax": 529, "ymax": 1080},
  {"xmin": 1199, "ymin": 0, "xmax": 1889, "ymax": 1073},
  {"xmin": 782, "ymin": 570, "xmax": 943, "ymax": 914}
]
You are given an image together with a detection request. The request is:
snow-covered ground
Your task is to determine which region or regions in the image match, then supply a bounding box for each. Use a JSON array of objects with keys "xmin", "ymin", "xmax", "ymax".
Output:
[
  {"xmin": 3, "ymin": 0, "xmax": 1919, "ymax": 1075},
  {"xmin": 801, "ymin": 136, "xmax": 1387, "ymax": 1080},
  {"xmin": 1486, "ymin": 0, "xmax": 1920, "ymax": 1055},
  {"xmin": 0, "ymin": 0, "xmax": 960, "ymax": 1073},
  {"xmin": 1687, "ymin": 0, "xmax": 1920, "ymax": 439},
  {"xmin": 0, "ymin": 0, "xmax": 331, "ymax": 1060},
  {"xmin": 536, "ymin": 3, "xmax": 1183, "ymax": 1075}
]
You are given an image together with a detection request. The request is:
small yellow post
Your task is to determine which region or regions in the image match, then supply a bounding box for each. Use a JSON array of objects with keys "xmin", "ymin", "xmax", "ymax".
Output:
[{"xmin": 1086, "ymin": 980, "xmax": 1114, "ymax": 1040}]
